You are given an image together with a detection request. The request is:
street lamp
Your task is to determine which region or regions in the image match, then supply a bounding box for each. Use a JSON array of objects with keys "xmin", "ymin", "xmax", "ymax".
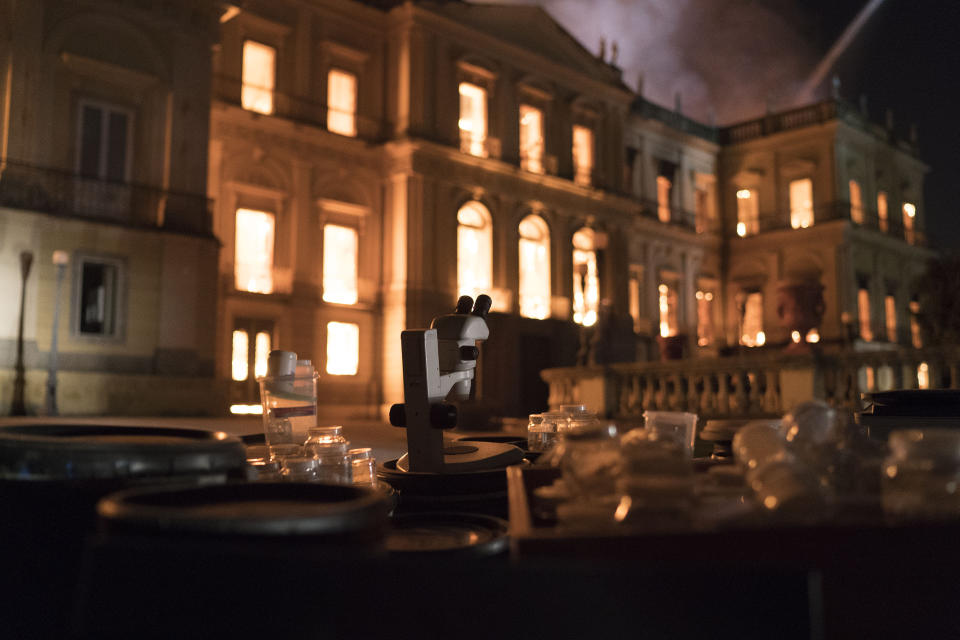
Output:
[
  {"xmin": 11, "ymin": 251, "xmax": 33, "ymax": 415},
  {"xmin": 45, "ymin": 250, "xmax": 69, "ymax": 416}
]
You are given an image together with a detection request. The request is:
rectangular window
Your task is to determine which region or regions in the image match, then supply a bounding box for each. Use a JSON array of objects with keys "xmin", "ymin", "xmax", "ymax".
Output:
[
  {"xmin": 877, "ymin": 191, "xmax": 889, "ymax": 232},
  {"xmin": 459, "ymin": 82, "xmax": 487, "ymax": 157},
  {"xmin": 78, "ymin": 258, "xmax": 119, "ymax": 336},
  {"xmin": 628, "ymin": 265, "xmax": 643, "ymax": 334},
  {"xmin": 241, "ymin": 40, "xmax": 275, "ymax": 115},
  {"xmin": 658, "ymin": 283, "xmax": 678, "ymax": 338},
  {"xmin": 909, "ymin": 299, "xmax": 922, "ymax": 348},
  {"xmin": 231, "ymin": 330, "xmax": 249, "ymax": 381},
  {"xmin": 903, "ymin": 202, "xmax": 916, "ymax": 244},
  {"xmin": 235, "ymin": 208, "xmax": 275, "ymax": 294},
  {"xmin": 327, "ymin": 69, "xmax": 357, "ymax": 137},
  {"xmin": 572, "ymin": 125, "xmax": 594, "ymax": 187},
  {"xmin": 657, "ymin": 175, "xmax": 672, "ymax": 223},
  {"xmin": 77, "ymin": 102, "xmax": 131, "ymax": 182},
  {"xmin": 858, "ymin": 287, "xmax": 873, "ymax": 341},
  {"xmin": 789, "ymin": 178, "xmax": 814, "ymax": 229},
  {"xmin": 740, "ymin": 292, "xmax": 764, "ymax": 347},
  {"xmin": 322, "ymin": 224, "xmax": 359, "ymax": 304},
  {"xmin": 849, "ymin": 180, "xmax": 863, "ymax": 224},
  {"xmin": 519, "ymin": 104, "xmax": 544, "ymax": 174},
  {"xmin": 696, "ymin": 289, "xmax": 715, "ymax": 346},
  {"xmin": 326, "ymin": 321, "xmax": 359, "ymax": 375},
  {"xmin": 885, "ymin": 294, "xmax": 897, "ymax": 343},
  {"xmin": 254, "ymin": 331, "xmax": 271, "ymax": 378},
  {"xmin": 736, "ymin": 189, "xmax": 759, "ymax": 237}
]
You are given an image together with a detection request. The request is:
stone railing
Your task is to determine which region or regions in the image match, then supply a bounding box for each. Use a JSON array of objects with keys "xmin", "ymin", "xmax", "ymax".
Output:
[{"xmin": 542, "ymin": 346, "xmax": 960, "ymax": 420}]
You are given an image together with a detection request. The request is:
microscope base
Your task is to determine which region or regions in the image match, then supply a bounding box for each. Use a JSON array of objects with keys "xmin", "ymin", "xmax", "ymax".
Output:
[{"xmin": 395, "ymin": 441, "xmax": 524, "ymax": 473}]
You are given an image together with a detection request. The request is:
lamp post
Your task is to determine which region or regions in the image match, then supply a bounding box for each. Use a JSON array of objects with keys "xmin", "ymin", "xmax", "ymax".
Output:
[
  {"xmin": 45, "ymin": 250, "xmax": 69, "ymax": 416},
  {"xmin": 11, "ymin": 251, "xmax": 33, "ymax": 416}
]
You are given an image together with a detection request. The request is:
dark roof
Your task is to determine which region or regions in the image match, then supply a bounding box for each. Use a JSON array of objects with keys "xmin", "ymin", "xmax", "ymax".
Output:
[{"xmin": 416, "ymin": 1, "xmax": 627, "ymax": 89}]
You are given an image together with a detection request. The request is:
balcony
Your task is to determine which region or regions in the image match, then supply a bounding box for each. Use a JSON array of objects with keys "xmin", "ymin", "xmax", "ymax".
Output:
[
  {"xmin": 0, "ymin": 160, "xmax": 211, "ymax": 235},
  {"xmin": 542, "ymin": 345, "xmax": 959, "ymax": 420},
  {"xmin": 213, "ymin": 74, "xmax": 382, "ymax": 141},
  {"xmin": 733, "ymin": 200, "xmax": 925, "ymax": 246}
]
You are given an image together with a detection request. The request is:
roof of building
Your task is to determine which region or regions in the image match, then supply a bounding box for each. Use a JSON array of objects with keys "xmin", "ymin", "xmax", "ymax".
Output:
[{"xmin": 414, "ymin": 1, "xmax": 628, "ymax": 89}]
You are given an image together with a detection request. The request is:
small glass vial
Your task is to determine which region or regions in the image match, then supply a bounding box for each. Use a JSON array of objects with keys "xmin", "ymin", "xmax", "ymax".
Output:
[
  {"xmin": 349, "ymin": 448, "xmax": 376, "ymax": 486},
  {"xmin": 280, "ymin": 456, "xmax": 319, "ymax": 482},
  {"xmin": 305, "ymin": 426, "xmax": 352, "ymax": 485}
]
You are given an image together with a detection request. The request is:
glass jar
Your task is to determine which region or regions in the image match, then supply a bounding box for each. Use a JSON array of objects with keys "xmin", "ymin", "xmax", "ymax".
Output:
[
  {"xmin": 304, "ymin": 425, "xmax": 352, "ymax": 484},
  {"xmin": 528, "ymin": 412, "xmax": 565, "ymax": 452},
  {"xmin": 304, "ymin": 426, "xmax": 348, "ymax": 453},
  {"xmin": 883, "ymin": 429, "xmax": 960, "ymax": 522},
  {"xmin": 280, "ymin": 456, "xmax": 319, "ymax": 482},
  {"xmin": 536, "ymin": 412, "xmax": 591, "ymax": 467},
  {"xmin": 349, "ymin": 447, "xmax": 376, "ymax": 486}
]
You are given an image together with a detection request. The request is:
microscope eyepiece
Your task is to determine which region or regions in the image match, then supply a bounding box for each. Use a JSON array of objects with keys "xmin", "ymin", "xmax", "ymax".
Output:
[
  {"xmin": 455, "ymin": 295, "xmax": 474, "ymax": 314},
  {"xmin": 471, "ymin": 294, "xmax": 492, "ymax": 318}
]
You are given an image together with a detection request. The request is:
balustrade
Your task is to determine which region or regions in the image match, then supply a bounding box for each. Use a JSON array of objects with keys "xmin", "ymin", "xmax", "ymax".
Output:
[{"xmin": 541, "ymin": 346, "xmax": 960, "ymax": 421}]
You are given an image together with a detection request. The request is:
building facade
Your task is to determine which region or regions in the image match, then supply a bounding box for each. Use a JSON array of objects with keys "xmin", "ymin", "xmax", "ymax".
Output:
[
  {"xmin": 1, "ymin": 0, "xmax": 933, "ymax": 417},
  {"xmin": 0, "ymin": 0, "xmax": 222, "ymax": 415}
]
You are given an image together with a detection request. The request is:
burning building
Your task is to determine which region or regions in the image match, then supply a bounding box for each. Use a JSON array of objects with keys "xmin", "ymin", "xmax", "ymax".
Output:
[{"xmin": 0, "ymin": 0, "xmax": 932, "ymax": 417}]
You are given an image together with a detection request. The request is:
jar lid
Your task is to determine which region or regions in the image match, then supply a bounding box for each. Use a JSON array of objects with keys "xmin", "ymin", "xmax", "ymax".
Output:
[{"xmin": 349, "ymin": 448, "xmax": 373, "ymax": 460}]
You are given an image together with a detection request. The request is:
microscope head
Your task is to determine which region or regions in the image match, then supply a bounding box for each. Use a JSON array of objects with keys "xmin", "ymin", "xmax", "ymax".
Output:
[{"xmin": 430, "ymin": 295, "xmax": 491, "ymax": 400}]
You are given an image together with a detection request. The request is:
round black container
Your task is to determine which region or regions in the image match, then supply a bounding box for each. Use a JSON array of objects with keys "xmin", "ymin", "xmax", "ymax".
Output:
[
  {"xmin": 386, "ymin": 512, "xmax": 509, "ymax": 557},
  {"xmin": 377, "ymin": 458, "xmax": 523, "ymax": 518},
  {"xmin": 77, "ymin": 482, "xmax": 390, "ymax": 637},
  {"xmin": 0, "ymin": 423, "xmax": 246, "ymax": 638},
  {"xmin": 96, "ymin": 481, "xmax": 390, "ymax": 549}
]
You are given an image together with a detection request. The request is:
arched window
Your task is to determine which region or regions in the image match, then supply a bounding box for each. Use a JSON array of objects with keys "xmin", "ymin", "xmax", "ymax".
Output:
[
  {"xmin": 572, "ymin": 227, "xmax": 599, "ymax": 326},
  {"xmin": 457, "ymin": 201, "xmax": 492, "ymax": 300},
  {"xmin": 518, "ymin": 215, "xmax": 550, "ymax": 319}
]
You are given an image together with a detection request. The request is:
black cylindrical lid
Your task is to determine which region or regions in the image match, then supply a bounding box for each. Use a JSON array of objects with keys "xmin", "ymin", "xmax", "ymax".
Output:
[
  {"xmin": 385, "ymin": 512, "xmax": 508, "ymax": 556},
  {"xmin": 0, "ymin": 424, "xmax": 246, "ymax": 480},
  {"xmin": 97, "ymin": 482, "xmax": 390, "ymax": 537}
]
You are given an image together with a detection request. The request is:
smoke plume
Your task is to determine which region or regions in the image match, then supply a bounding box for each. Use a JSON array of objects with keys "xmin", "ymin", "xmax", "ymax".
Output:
[{"xmin": 471, "ymin": 0, "xmax": 821, "ymax": 125}]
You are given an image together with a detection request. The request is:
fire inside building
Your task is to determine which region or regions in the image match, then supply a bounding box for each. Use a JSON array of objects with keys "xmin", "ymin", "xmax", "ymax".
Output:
[{"xmin": 0, "ymin": 0, "xmax": 936, "ymax": 419}]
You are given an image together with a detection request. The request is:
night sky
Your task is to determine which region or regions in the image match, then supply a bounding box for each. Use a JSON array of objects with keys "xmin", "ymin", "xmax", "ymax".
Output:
[
  {"xmin": 798, "ymin": 0, "xmax": 960, "ymax": 251},
  {"xmin": 474, "ymin": 0, "xmax": 960, "ymax": 250}
]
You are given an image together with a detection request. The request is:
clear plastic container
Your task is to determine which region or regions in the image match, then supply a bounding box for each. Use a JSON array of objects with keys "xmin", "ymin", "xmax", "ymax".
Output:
[
  {"xmin": 614, "ymin": 428, "xmax": 694, "ymax": 527},
  {"xmin": 259, "ymin": 372, "xmax": 318, "ymax": 446},
  {"xmin": 883, "ymin": 429, "xmax": 960, "ymax": 522},
  {"xmin": 305, "ymin": 426, "xmax": 352, "ymax": 485},
  {"xmin": 560, "ymin": 423, "xmax": 620, "ymax": 498},
  {"xmin": 349, "ymin": 447, "xmax": 376, "ymax": 486},
  {"xmin": 280, "ymin": 456, "xmax": 319, "ymax": 482},
  {"xmin": 643, "ymin": 411, "xmax": 698, "ymax": 456}
]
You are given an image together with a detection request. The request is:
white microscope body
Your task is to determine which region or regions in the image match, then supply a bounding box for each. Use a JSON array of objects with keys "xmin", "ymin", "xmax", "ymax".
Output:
[{"xmin": 390, "ymin": 295, "xmax": 522, "ymax": 473}]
